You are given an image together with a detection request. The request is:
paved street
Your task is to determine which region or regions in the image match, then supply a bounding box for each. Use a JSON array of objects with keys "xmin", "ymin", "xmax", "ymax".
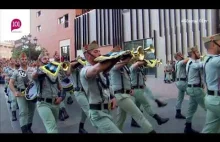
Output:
[{"xmin": 0, "ymin": 76, "xmax": 206, "ymax": 133}]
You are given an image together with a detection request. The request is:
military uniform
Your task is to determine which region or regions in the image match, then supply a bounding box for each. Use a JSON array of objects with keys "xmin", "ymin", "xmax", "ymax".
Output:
[
  {"xmin": 129, "ymin": 64, "xmax": 169, "ymax": 127},
  {"xmin": 175, "ymin": 58, "xmax": 187, "ymax": 119},
  {"xmin": 10, "ymin": 66, "xmax": 36, "ymax": 133},
  {"xmin": 7, "ymin": 66, "xmax": 18, "ymax": 121},
  {"xmin": 185, "ymin": 56, "xmax": 206, "ymax": 133},
  {"xmin": 71, "ymin": 66, "xmax": 89, "ymax": 133},
  {"xmin": 110, "ymin": 64, "xmax": 154, "ymax": 133},
  {"xmin": 202, "ymin": 34, "xmax": 220, "ymax": 133},
  {"xmin": 80, "ymin": 63, "xmax": 122, "ymax": 133}
]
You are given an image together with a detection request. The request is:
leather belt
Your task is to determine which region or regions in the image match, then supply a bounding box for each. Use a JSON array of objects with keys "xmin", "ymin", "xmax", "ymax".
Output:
[
  {"xmin": 177, "ymin": 78, "xmax": 186, "ymax": 81},
  {"xmin": 17, "ymin": 88, "xmax": 25, "ymax": 92},
  {"xmin": 74, "ymin": 87, "xmax": 84, "ymax": 92},
  {"xmin": 37, "ymin": 97, "xmax": 53, "ymax": 104},
  {"xmin": 132, "ymin": 85, "xmax": 144, "ymax": 89},
  {"xmin": 89, "ymin": 103, "xmax": 109, "ymax": 110},
  {"xmin": 63, "ymin": 86, "xmax": 74, "ymax": 92},
  {"xmin": 114, "ymin": 89, "xmax": 131, "ymax": 94},
  {"xmin": 207, "ymin": 90, "xmax": 220, "ymax": 96},
  {"xmin": 187, "ymin": 84, "xmax": 201, "ymax": 88}
]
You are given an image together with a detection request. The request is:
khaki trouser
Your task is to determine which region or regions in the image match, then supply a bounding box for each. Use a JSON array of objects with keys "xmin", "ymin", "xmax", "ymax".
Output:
[
  {"xmin": 8, "ymin": 88, "xmax": 18, "ymax": 111},
  {"xmin": 202, "ymin": 94, "xmax": 220, "ymax": 133},
  {"xmin": 134, "ymin": 88, "xmax": 155, "ymax": 117},
  {"xmin": 74, "ymin": 91, "xmax": 89, "ymax": 123},
  {"xmin": 37, "ymin": 100, "xmax": 59, "ymax": 133},
  {"xmin": 144, "ymin": 86, "xmax": 156, "ymax": 101},
  {"xmin": 175, "ymin": 81, "xmax": 187, "ymax": 110},
  {"xmin": 115, "ymin": 93, "xmax": 153, "ymax": 133},
  {"xmin": 89, "ymin": 108, "xmax": 122, "ymax": 133},
  {"xmin": 59, "ymin": 91, "xmax": 73, "ymax": 108},
  {"xmin": 186, "ymin": 87, "xmax": 206, "ymax": 123},
  {"xmin": 17, "ymin": 96, "xmax": 36, "ymax": 127}
]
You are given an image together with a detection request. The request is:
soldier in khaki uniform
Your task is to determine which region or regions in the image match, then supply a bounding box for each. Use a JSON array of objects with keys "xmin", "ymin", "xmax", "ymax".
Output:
[
  {"xmin": 6, "ymin": 59, "xmax": 18, "ymax": 121},
  {"xmin": 202, "ymin": 34, "xmax": 220, "ymax": 133},
  {"xmin": 9, "ymin": 52, "xmax": 36, "ymax": 133},
  {"xmin": 164, "ymin": 61, "xmax": 173, "ymax": 83},
  {"xmin": 80, "ymin": 41, "xmax": 122, "ymax": 133},
  {"xmin": 174, "ymin": 52, "xmax": 189, "ymax": 119},
  {"xmin": 109, "ymin": 54, "xmax": 155, "ymax": 133},
  {"xmin": 184, "ymin": 46, "xmax": 206, "ymax": 133},
  {"xmin": 66, "ymin": 57, "xmax": 89, "ymax": 133},
  {"xmin": 129, "ymin": 60, "xmax": 169, "ymax": 128},
  {"xmin": 32, "ymin": 51, "xmax": 64, "ymax": 133},
  {"xmin": 53, "ymin": 52, "xmax": 71, "ymax": 121}
]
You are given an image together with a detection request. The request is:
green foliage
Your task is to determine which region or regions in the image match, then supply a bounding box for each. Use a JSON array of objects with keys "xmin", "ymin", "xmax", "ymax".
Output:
[{"xmin": 11, "ymin": 43, "xmax": 41, "ymax": 60}]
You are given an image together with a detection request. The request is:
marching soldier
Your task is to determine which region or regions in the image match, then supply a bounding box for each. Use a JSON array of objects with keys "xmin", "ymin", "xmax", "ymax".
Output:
[
  {"xmin": 129, "ymin": 59, "xmax": 169, "ymax": 128},
  {"xmin": 202, "ymin": 34, "xmax": 220, "ymax": 133},
  {"xmin": 9, "ymin": 52, "xmax": 36, "ymax": 133},
  {"xmin": 184, "ymin": 46, "xmax": 206, "ymax": 133},
  {"xmin": 53, "ymin": 51, "xmax": 71, "ymax": 121},
  {"xmin": 6, "ymin": 58, "xmax": 18, "ymax": 121},
  {"xmin": 32, "ymin": 51, "xmax": 65, "ymax": 133},
  {"xmin": 67, "ymin": 57, "xmax": 89, "ymax": 133},
  {"xmin": 174, "ymin": 52, "xmax": 189, "ymax": 119},
  {"xmin": 80, "ymin": 41, "xmax": 122, "ymax": 133},
  {"xmin": 109, "ymin": 51, "xmax": 155, "ymax": 133}
]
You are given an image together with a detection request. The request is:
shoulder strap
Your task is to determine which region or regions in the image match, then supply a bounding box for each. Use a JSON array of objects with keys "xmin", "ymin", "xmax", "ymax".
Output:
[
  {"xmin": 96, "ymin": 74, "xmax": 105, "ymax": 103},
  {"xmin": 76, "ymin": 69, "xmax": 79, "ymax": 88},
  {"xmin": 203, "ymin": 56, "xmax": 212, "ymax": 88},
  {"xmin": 187, "ymin": 61, "xmax": 193, "ymax": 81}
]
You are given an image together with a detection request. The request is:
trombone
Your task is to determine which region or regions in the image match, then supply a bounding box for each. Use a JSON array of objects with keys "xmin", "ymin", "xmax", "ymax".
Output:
[{"xmin": 62, "ymin": 56, "xmax": 87, "ymax": 71}]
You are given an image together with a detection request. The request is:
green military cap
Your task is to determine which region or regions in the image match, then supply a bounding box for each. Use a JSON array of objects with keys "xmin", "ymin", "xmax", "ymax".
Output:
[
  {"xmin": 202, "ymin": 33, "xmax": 220, "ymax": 43},
  {"xmin": 82, "ymin": 40, "xmax": 99, "ymax": 53}
]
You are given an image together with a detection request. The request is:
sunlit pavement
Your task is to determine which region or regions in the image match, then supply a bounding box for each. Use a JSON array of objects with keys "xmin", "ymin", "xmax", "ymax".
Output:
[{"xmin": 0, "ymin": 76, "xmax": 206, "ymax": 133}]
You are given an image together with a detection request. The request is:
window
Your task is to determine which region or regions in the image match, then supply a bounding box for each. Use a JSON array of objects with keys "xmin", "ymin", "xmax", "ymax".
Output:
[
  {"xmin": 36, "ymin": 11, "xmax": 41, "ymax": 17},
  {"xmin": 58, "ymin": 14, "xmax": 69, "ymax": 28},
  {"xmin": 37, "ymin": 25, "xmax": 41, "ymax": 32},
  {"xmin": 124, "ymin": 38, "xmax": 156, "ymax": 75}
]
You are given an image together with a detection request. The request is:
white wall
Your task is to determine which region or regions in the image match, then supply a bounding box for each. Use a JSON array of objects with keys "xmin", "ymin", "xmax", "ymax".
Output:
[{"xmin": 122, "ymin": 9, "xmax": 216, "ymax": 78}]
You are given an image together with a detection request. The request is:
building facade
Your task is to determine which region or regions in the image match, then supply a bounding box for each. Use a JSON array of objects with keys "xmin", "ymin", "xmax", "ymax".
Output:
[
  {"xmin": 30, "ymin": 9, "xmax": 76, "ymax": 61},
  {"xmin": 0, "ymin": 41, "xmax": 14, "ymax": 59},
  {"xmin": 74, "ymin": 9, "xmax": 218, "ymax": 78}
]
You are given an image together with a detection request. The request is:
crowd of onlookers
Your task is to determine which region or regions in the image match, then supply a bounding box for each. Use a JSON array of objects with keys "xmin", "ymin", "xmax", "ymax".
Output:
[{"xmin": 164, "ymin": 60, "xmax": 176, "ymax": 83}]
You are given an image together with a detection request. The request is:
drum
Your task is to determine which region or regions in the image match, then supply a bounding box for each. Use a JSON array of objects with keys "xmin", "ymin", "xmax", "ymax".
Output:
[
  {"xmin": 25, "ymin": 82, "xmax": 38, "ymax": 101},
  {"xmin": 61, "ymin": 77, "xmax": 74, "ymax": 92}
]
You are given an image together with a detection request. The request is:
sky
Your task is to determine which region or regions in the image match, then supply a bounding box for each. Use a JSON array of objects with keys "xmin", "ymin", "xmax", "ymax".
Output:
[{"xmin": 0, "ymin": 9, "xmax": 30, "ymax": 42}]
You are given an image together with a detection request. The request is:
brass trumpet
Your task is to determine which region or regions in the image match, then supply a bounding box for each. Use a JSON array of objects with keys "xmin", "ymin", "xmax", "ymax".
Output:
[
  {"xmin": 144, "ymin": 45, "xmax": 155, "ymax": 54},
  {"xmin": 200, "ymin": 54, "xmax": 206, "ymax": 61},
  {"xmin": 62, "ymin": 61, "xmax": 70, "ymax": 71}
]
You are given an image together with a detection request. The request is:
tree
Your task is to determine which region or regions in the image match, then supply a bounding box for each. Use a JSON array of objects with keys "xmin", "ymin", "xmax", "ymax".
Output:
[{"xmin": 11, "ymin": 43, "xmax": 41, "ymax": 60}]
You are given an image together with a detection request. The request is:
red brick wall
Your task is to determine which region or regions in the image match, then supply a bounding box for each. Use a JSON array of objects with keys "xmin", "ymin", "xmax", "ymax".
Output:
[{"xmin": 30, "ymin": 9, "xmax": 76, "ymax": 60}]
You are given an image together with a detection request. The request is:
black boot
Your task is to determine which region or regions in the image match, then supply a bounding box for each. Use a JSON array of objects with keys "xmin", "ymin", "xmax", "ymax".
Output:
[
  {"xmin": 7, "ymin": 100, "xmax": 11, "ymax": 104},
  {"xmin": 67, "ymin": 96, "xmax": 73, "ymax": 105},
  {"xmin": 184, "ymin": 122, "xmax": 199, "ymax": 133},
  {"xmin": 79, "ymin": 122, "xmax": 88, "ymax": 133},
  {"xmin": 175, "ymin": 109, "xmax": 186, "ymax": 119},
  {"xmin": 153, "ymin": 114, "xmax": 169, "ymax": 125},
  {"xmin": 21, "ymin": 125, "xmax": 28, "ymax": 133},
  {"xmin": 155, "ymin": 99, "xmax": 167, "ymax": 108},
  {"xmin": 11, "ymin": 111, "xmax": 17, "ymax": 121},
  {"xmin": 59, "ymin": 109, "xmax": 65, "ymax": 121},
  {"xmin": 61, "ymin": 108, "xmax": 69, "ymax": 119},
  {"xmin": 149, "ymin": 130, "xmax": 157, "ymax": 133},
  {"xmin": 131, "ymin": 118, "xmax": 140, "ymax": 128},
  {"xmin": 27, "ymin": 123, "xmax": 33, "ymax": 133}
]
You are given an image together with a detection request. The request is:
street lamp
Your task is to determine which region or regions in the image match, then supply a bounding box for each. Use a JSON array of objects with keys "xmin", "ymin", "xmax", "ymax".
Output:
[{"xmin": 33, "ymin": 37, "xmax": 38, "ymax": 45}]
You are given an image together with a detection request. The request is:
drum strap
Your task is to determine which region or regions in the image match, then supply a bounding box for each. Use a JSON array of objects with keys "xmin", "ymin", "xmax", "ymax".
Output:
[
  {"xmin": 96, "ymin": 74, "xmax": 105, "ymax": 103},
  {"xmin": 76, "ymin": 69, "xmax": 79, "ymax": 88}
]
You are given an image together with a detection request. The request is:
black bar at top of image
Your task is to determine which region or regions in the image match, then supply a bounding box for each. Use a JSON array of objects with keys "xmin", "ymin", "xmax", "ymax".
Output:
[
  {"xmin": 99, "ymin": 9, "xmax": 103, "ymax": 46},
  {"xmin": 142, "ymin": 9, "xmax": 146, "ymax": 39},
  {"xmin": 136, "ymin": 9, "xmax": 139, "ymax": 39},
  {"xmin": 95, "ymin": 9, "xmax": 99, "ymax": 44},
  {"xmin": 103, "ymin": 9, "xmax": 106, "ymax": 45},
  {"xmin": 87, "ymin": 13, "xmax": 90, "ymax": 44},
  {"xmin": 130, "ymin": 9, "xmax": 133, "ymax": 40}
]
